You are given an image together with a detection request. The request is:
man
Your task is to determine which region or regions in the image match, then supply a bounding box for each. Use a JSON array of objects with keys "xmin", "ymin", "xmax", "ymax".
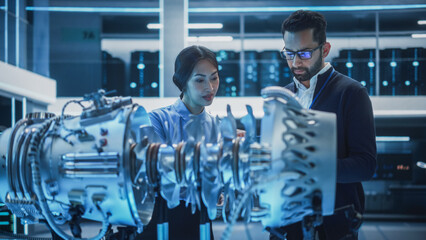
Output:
[{"xmin": 272, "ymin": 10, "xmax": 377, "ymax": 240}]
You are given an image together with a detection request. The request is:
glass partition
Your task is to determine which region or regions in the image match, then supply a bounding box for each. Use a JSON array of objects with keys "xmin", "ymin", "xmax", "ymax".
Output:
[{"xmin": 1, "ymin": 2, "xmax": 425, "ymax": 97}]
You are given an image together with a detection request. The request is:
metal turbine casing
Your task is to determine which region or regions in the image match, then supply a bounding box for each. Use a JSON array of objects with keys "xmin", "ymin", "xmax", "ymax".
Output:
[
  {"xmin": 0, "ymin": 104, "xmax": 155, "ymax": 232},
  {"xmin": 255, "ymin": 87, "xmax": 337, "ymax": 228}
]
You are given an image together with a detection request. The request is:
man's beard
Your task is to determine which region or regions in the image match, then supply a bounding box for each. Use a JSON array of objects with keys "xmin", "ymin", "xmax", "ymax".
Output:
[{"xmin": 291, "ymin": 53, "xmax": 323, "ymax": 83}]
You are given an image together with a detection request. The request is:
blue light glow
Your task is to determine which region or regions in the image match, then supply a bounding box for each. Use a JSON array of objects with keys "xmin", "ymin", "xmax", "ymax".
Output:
[
  {"xmin": 25, "ymin": 6, "xmax": 160, "ymax": 13},
  {"xmin": 360, "ymin": 81, "xmax": 366, "ymax": 86},
  {"xmin": 216, "ymin": 57, "xmax": 222, "ymax": 62},
  {"xmin": 405, "ymin": 80, "xmax": 411, "ymax": 86},
  {"xmin": 25, "ymin": 4, "xmax": 426, "ymax": 13},
  {"xmin": 151, "ymin": 82, "xmax": 158, "ymax": 88},
  {"xmin": 412, "ymin": 61, "xmax": 419, "ymax": 67},
  {"xmin": 218, "ymin": 65, "xmax": 223, "ymax": 71},
  {"xmin": 368, "ymin": 62, "xmax": 375, "ymax": 68},
  {"xmin": 226, "ymin": 77, "xmax": 234, "ymax": 83},
  {"xmin": 137, "ymin": 63, "xmax": 145, "ymax": 70},
  {"xmin": 247, "ymin": 65, "xmax": 253, "ymax": 73},
  {"xmin": 346, "ymin": 62, "xmax": 353, "ymax": 68},
  {"xmin": 231, "ymin": 86, "xmax": 237, "ymax": 91},
  {"xmin": 189, "ymin": 4, "xmax": 426, "ymax": 13},
  {"xmin": 130, "ymin": 82, "xmax": 137, "ymax": 89},
  {"xmin": 0, "ymin": 6, "xmax": 5, "ymax": 10},
  {"xmin": 376, "ymin": 136, "xmax": 410, "ymax": 142},
  {"xmin": 390, "ymin": 61, "xmax": 397, "ymax": 67},
  {"xmin": 382, "ymin": 81, "xmax": 389, "ymax": 87}
]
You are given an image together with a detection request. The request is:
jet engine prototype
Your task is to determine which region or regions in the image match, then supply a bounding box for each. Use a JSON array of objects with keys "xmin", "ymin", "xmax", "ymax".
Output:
[{"xmin": 0, "ymin": 87, "xmax": 336, "ymax": 240}]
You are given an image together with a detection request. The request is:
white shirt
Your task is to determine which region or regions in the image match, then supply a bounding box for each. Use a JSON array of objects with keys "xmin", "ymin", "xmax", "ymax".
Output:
[
  {"xmin": 293, "ymin": 63, "xmax": 331, "ymax": 109},
  {"xmin": 149, "ymin": 98, "xmax": 218, "ymax": 145}
]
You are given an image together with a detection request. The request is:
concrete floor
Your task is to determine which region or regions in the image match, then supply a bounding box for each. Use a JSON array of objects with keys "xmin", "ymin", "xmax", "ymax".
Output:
[
  {"xmin": 2, "ymin": 220, "xmax": 426, "ymax": 239},
  {"xmin": 213, "ymin": 221, "xmax": 426, "ymax": 240}
]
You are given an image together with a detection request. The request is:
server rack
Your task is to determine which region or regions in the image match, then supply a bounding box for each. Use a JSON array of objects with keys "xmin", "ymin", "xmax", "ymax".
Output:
[
  {"xmin": 244, "ymin": 51, "xmax": 260, "ymax": 96},
  {"xmin": 281, "ymin": 63, "xmax": 293, "ymax": 88},
  {"xmin": 102, "ymin": 51, "xmax": 126, "ymax": 96},
  {"xmin": 380, "ymin": 48, "xmax": 403, "ymax": 96},
  {"xmin": 216, "ymin": 50, "xmax": 240, "ymax": 97},
  {"xmin": 352, "ymin": 49, "xmax": 376, "ymax": 96},
  {"xmin": 401, "ymin": 48, "xmax": 425, "ymax": 96},
  {"xmin": 259, "ymin": 51, "xmax": 282, "ymax": 89},
  {"xmin": 130, "ymin": 51, "xmax": 160, "ymax": 97}
]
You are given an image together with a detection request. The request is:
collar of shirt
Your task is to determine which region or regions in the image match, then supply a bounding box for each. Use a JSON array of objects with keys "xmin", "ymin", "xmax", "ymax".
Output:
[
  {"xmin": 293, "ymin": 63, "xmax": 331, "ymax": 108},
  {"xmin": 293, "ymin": 63, "xmax": 331, "ymax": 91},
  {"xmin": 172, "ymin": 98, "xmax": 209, "ymax": 122}
]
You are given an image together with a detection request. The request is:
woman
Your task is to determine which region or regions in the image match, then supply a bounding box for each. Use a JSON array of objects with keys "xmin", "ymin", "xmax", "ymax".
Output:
[
  {"xmin": 149, "ymin": 45, "xmax": 219, "ymax": 145},
  {"xmin": 138, "ymin": 45, "xmax": 219, "ymax": 239}
]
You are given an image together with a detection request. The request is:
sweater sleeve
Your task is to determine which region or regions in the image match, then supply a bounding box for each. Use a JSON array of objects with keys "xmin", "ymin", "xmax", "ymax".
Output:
[{"xmin": 337, "ymin": 87, "xmax": 377, "ymax": 183}]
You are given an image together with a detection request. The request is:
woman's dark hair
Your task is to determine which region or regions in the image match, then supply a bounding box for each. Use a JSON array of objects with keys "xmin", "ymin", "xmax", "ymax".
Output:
[
  {"xmin": 281, "ymin": 10, "xmax": 327, "ymax": 45},
  {"xmin": 173, "ymin": 45, "xmax": 218, "ymax": 97}
]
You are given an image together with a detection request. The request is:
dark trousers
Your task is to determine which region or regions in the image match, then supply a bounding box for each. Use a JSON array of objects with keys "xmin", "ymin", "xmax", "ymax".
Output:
[{"xmin": 269, "ymin": 221, "xmax": 358, "ymax": 240}]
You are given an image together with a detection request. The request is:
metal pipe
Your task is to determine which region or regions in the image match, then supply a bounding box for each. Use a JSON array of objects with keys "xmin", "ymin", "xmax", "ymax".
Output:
[
  {"xmin": 375, "ymin": 11, "xmax": 380, "ymax": 96},
  {"xmin": 4, "ymin": 0, "xmax": 8, "ymax": 63},
  {"xmin": 11, "ymin": 97, "xmax": 15, "ymax": 127},
  {"xmin": 15, "ymin": 0, "xmax": 19, "ymax": 67},
  {"xmin": 239, "ymin": 14, "xmax": 245, "ymax": 96}
]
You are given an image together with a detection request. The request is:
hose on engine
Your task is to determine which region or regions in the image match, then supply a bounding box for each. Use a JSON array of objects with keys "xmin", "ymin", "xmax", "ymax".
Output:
[{"xmin": 29, "ymin": 117, "xmax": 111, "ymax": 240}]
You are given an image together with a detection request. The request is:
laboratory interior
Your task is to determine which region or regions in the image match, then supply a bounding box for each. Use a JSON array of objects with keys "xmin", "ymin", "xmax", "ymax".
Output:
[{"xmin": 0, "ymin": 0, "xmax": 426, "ymax": 240}]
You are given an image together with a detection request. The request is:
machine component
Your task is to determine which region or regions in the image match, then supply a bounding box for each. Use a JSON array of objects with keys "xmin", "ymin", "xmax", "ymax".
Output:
[
  {"xmin": 256, "ymin": 87, "xmax": 336, "ymax": 227},
  {"xmin": 0, "ymin": 87, "xmax": 337, "ymax": 240}
]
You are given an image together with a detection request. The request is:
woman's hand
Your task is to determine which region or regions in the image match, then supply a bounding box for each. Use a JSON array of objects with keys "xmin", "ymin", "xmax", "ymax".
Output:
[{"xmin": 237, "ymin": 129, "xmax": 246, "ymax": 138}]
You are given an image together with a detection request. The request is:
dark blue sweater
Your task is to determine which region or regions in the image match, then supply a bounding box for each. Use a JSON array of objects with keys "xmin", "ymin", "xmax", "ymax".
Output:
[{"xmin": 281, "ymin": 66, "xmax": 377, "ymax": 239}]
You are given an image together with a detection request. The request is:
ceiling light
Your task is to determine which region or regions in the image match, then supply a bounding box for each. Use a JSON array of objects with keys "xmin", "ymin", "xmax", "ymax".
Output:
[
  {"xmin": 26, "ymin": 6, "xmax": 159, "ymax": 13},
  {"xmin": 187, "ymin": 36, "xmax": 233, "ymax": 42},
  {"xmin": 147, "ymin": 23, "xmax": 162, "ymax": 29},
  {"xmin": 418, "ymin": 20, "xmax": 426, "ymax": 25},
  {"xmin": 376, "ymin": 136, "xmax": 410, "ymax": 142},
  {"xmin": 198, "ymin": 36, "xmax": 233, "ymax": 42},
  {"xmin": 189, "ymin": 4, "xmax": 426, "ymax": 13},
  {"xmin": 411, "ymin": 33, "xmax": 426, "ymax": 38},
  {"xmin": 189, "ymin": 23, "xmax": 223, "ymax": 29},
  {"xmin": 147, "ymin": 23, "xmax": 223, "ymax": 30},
  {"xmin": 25, "ymin": 4, "xmax": 426, "ymax": 13}
]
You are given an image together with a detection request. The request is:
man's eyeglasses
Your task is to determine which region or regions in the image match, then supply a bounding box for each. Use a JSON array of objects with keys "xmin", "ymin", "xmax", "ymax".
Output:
[{"xmin": 280, "ymin": 43, "xmax": 324, "ymax": 60}]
